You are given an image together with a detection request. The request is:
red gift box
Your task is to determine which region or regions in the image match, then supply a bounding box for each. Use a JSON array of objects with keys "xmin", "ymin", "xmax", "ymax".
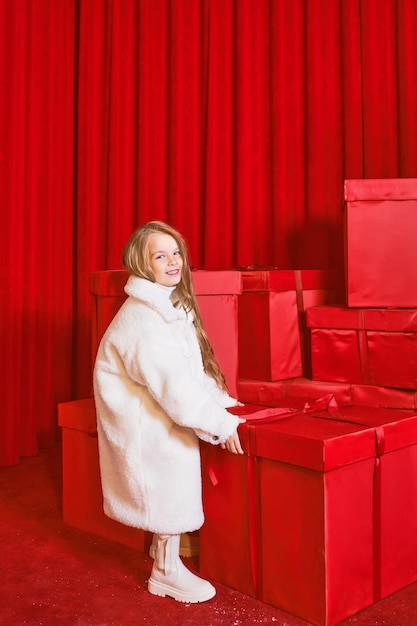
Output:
[
  {"xmin": 307, "ymin": 305, "xmax": 417, "ymax": 389},
  {"xmin": 89, "ymin": 269, "xmax": 242, "ymax": 396},
  {"xmin": 238, "ymin": 376, "xmax": 417, "ymax": 410},
  {"xmin": 58, "ymin": 398, "xmax": 151, "ymax": 551},
  {"xmin": 351, "ymin": 384, "xmax": 417, "ymax": 409},
  {"xmin": 307, "ymin": 402, "xmax": 417, "ymax": 599},
  {"xmin": 237, "ymin": 377, "xmax": 353, "ymax": 407},
  {"xmin": 190, "ymin": 270, "xmax": 241, "ymax": 396},
  {"xmin": 199, "ymin": 398, "xmax": 376, "ymax": 626},
  {"xmin": 344, "ymin": 178, "xmax": 417, "ymax": 308},
  {"xmin": 89, "ymin": 270, "xmax": 129, "ymax": 360},
  {"xmin": 238, "ymin": 269, "xmax": 339, "ymax": 381}
]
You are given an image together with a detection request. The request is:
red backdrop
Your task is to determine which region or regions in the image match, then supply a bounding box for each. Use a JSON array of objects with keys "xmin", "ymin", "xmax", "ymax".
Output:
[{"xmin": 1, "ymin": 0, "xmax": 417, "ymax": 465}]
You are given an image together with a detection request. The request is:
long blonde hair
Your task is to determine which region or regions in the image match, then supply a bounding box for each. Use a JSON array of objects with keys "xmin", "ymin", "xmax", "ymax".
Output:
[{"xmin": 122, "ymin": 221, "xmax": 228, "ymax": 391}]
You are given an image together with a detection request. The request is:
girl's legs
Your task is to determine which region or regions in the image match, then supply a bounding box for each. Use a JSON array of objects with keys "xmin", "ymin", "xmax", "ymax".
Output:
[
  {"xmin": 148, "ymin": 534, "xmax": 215, "ymax": 603},
  {"xmin": 149, "ymin": 532, "xmax": 199, "ymax": 558}
]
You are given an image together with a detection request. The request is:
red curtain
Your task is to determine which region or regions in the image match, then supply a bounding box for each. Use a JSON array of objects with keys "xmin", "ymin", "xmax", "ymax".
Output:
[
  {"xmin": 2, "ymin": 0, "xmax": 417, "ymax": 465},
  {"xmin": 0, "ymin": 0, "xmax": 75, "ymax": 465}
]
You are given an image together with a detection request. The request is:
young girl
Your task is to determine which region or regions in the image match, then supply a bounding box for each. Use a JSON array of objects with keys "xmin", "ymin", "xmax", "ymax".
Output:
[{"xmin": 93, "ymin": 221, "xmax": 244, "ymax": 604}]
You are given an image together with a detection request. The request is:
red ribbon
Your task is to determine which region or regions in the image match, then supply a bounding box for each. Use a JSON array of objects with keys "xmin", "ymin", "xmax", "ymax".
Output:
[
  {"xmin": 247, "ymin": 429, "xmax": 261, "ymax": 597},
  {"xmin": 303, "ymin": 392, "xmax": 339, "ymax": 414},
  {"xmin": 294, "ymin": 270, "xmax": 308, "ymax": 376},
  {"xmin": 208, "ymin": 407, "xmax": 298, "ymax": 488},
  {"xmin": 358, "ymin": 310, "xmax": 372, "ymax": 385}
]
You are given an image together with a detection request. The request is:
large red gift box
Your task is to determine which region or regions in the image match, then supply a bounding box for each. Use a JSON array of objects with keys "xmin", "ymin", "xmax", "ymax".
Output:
[
  {"xmin": 89, "ymin": 270, "xmax": 128, "ymax": 360},
  {"xmin": 351, "ymin": 384, "xmax": 417, "ymax": 409},
  {"xmin": 344, "ymin": 178, "xmax": 417, "ymax": 308},
  {"xmin": 307, "ymin": 305, "xmax": 417, "ymax": 389},
  {"xmin": 89, "ymin": 269, "xmax": 242, "ymax": 396},
  {"xmin": 238, "ymin": 269, "xmax": 339, "ymax": 381},
  {"xmin": 191, "ymin": 271, "xmax": 241, "ymax": 396},
  {"xmin": 199, "ymin": 398, "xmax": 376, "ymax": 626},
  {"xmin": 238, "ymin": 377, "xmax": 353, "ymax": 407},
  {"xmin": 308, "ymin": 402, "xmax": 417, "ymax": 600},
  {"xmin": 238, "ymin": 377, "xmax": 417, "ymax": 410},
  {"xmin": 58, "ymin": 398, "xmax": 151, "ymax": 550}
]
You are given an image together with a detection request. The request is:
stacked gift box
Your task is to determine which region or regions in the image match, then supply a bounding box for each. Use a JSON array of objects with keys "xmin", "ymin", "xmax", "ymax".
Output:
[
  {"xmin": 58, "ymin": 179, "xmax": 417, "ymax": 626},
  {"xmin": 307, "ymin": 178, "xmax": 417, "ymax": 396},
  {"xmin": 200, "ymin": 396, "xmax": 417, "ymax": 625},
  {"xmin": 229, "ymin": 178, "xmax": 417, "ymax": 624},
  {"xmin": 237, "ymin": 268, "xmax": 340, "ymax": 381}
]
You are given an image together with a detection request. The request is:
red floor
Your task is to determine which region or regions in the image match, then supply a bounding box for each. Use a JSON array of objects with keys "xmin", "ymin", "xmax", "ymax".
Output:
[{"xmin": 1, "ymin": 443, "xmax": 417, "ymax": 626}]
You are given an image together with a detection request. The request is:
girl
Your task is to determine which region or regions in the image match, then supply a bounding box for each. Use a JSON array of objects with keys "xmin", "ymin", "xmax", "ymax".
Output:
[{"xmin": 93, "ymin": 221, "xmax": 244, "ymax": 604}]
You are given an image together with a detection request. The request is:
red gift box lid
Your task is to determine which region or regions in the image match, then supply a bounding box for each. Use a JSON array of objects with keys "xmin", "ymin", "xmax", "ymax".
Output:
[
  {"xmin": 252, "ymin": 415, "xmax": 375, "ymax": 472},
  {"xmin": 235, "ymin": 397, "xmax": 376, "ymax": 471},
  {"xmin": 89, "ymin": 269, "xmax": 242, "ymax": 297},
  {"xmin": 345, "ymin": 178, "xmax": 417, "ymax": 201},
  {"xmin": 191, "ymin": 270, "xmax": 242, "ymax": 295},
  {"xmin": 307, "ymin": 305, "xmax": 417, "ymax": 332},
  {"xmin": 308, "ymin": 405, "xmax": 417, "ymax": 455},
  {"xmin": 240, "ymin": 269, "xmax": 338, "ymax": 292},
  {"xmin": 352, "ymin": 384, "xmax": 417, "ymax": 410}
]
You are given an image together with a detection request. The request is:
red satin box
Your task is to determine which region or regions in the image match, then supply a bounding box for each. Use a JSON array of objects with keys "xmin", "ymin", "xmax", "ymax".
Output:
[
  {"xmin": 89, "ymin": 270, "xmax": 129, "ymax": 358},
  {"xmin": 238, "ymin": 377, "xmax": 417, "ymax": 410},
  {"xmin": 310, "ymin": 403, "xmax": 417, "ymax": 599},
  {"xmin": 351, "ymin": 384, "xmax": 417, "ymax": 409},
  {"xmin": 238, "ymin": 269, "xmax": 339, "ymax": 381},
  {"xmin": 307, "ymin": 305, "xmax": 417, "ymax": 389},
  {"xmin": 58, "ymin": 398, "xmax": 151, "ymax": 551},
  {"xmin": 238, "ymin": 377, "xmax": 353, "ymax": 407},
  {"xmin": 199, "ymin": 398, "xmax": 376, "ymax": 626},
  {"xmin": 89, "ymin": 269, "xmax": 242, "ymax": 396},
  {"xmin": 344, "ymin": 178, "xmax": 417, "ymax": 308}
]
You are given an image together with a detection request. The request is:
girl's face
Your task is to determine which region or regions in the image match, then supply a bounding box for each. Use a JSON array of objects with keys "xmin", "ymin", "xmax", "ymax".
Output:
[{"xmin": 148, "ymin": 233, "xmax": 183, "ymax": 287}]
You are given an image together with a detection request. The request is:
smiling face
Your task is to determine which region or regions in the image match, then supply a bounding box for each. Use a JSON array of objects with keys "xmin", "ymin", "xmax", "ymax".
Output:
[{"xmin": 148, "ymin": 233, "xmax": 183, "ymax": 287}]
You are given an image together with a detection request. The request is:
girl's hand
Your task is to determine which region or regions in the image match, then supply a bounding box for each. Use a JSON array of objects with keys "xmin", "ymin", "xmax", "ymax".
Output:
[{"xmin": 220, "ymin": 418, "xmax": 246, "ymax": 455}]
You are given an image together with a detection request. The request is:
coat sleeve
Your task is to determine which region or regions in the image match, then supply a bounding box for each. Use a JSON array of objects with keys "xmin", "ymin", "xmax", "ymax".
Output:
[
  {"xmin": 107, "ymin": 305, "xmax": 240, "ymax": 444},
  {"xmin": 200, "ymin": 370, "xmax": 239, "ymax": 408}
]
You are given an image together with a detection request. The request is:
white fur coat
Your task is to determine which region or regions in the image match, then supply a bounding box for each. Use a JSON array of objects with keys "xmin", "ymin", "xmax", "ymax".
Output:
[{"xmin": 93, "ymin": 275, "xmax": 240, "ymax": 535}]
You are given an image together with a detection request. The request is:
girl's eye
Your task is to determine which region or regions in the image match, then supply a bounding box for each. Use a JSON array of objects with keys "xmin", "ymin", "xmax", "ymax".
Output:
[
  {"xmin": 155, "ymin": 254, "xmax": 165, "ymax": 260},
  {"xmin": 174, "ymin": 250, "xmax": 181, "ymax": 256}
]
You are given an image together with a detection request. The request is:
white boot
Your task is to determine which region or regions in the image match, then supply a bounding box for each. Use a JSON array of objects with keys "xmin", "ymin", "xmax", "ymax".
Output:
[
  {"xmin": 147, "ymin": 534, "xmax": 215, "ymax": 603},
  {"xmin": 149, "ymin": 532, "xmax": 200, "ymax": 558}
]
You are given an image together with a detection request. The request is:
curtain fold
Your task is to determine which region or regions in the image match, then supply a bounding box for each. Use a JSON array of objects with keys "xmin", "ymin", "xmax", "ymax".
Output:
[
  {"xmin": 0, "ymin": 0, "xmax": 75, "ymax": 465},
  {"xmin": 396, "ymin": 1, "xmax": 417, "ymax": 175},
  {"xmin": 2, "ymin": 0, "xmax": 417, "ymax": 465},
  {"xmin": 361, "ymin": 0, "xmax": 400, "ymax": 176}
]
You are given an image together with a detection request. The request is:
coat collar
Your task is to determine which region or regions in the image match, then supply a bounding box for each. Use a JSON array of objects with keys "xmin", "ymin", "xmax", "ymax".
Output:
[{"xmin": 124, "ymin": 275, "xmax": 187, "ymax": 323}]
